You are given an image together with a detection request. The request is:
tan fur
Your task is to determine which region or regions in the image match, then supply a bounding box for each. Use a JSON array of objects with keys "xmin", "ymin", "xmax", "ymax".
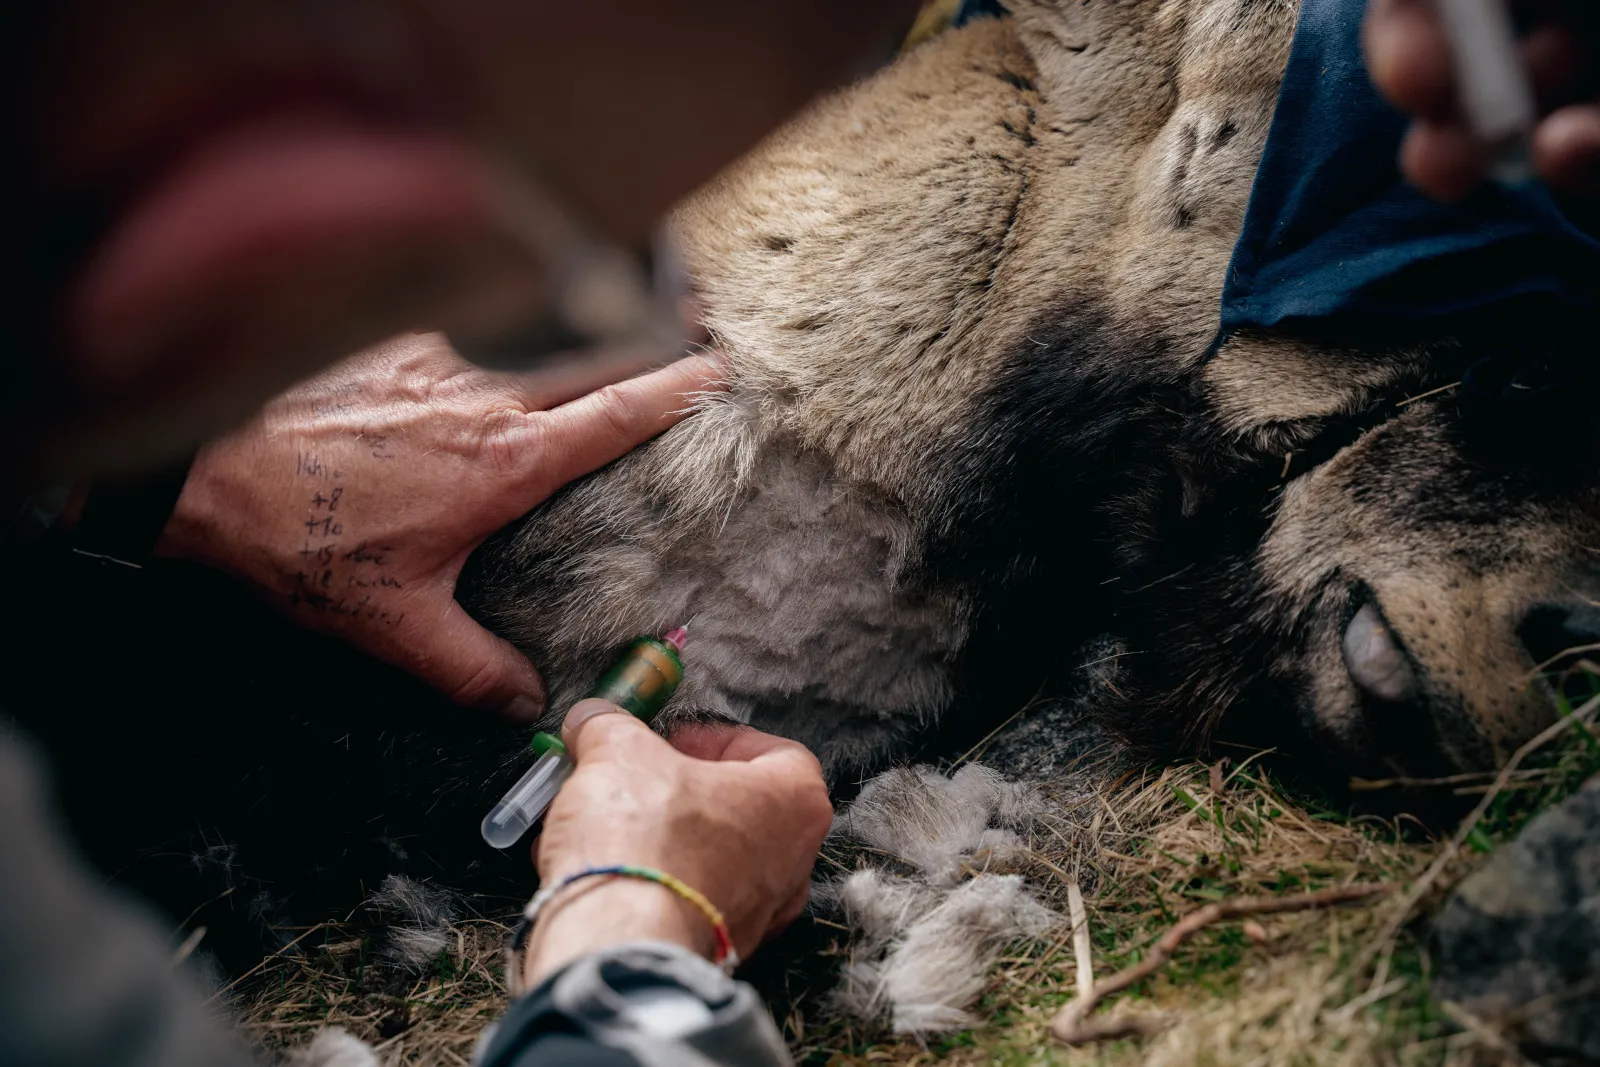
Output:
[{"xmin": 466, "ymin": 0, "xmax": 1600, "ymax": 781}]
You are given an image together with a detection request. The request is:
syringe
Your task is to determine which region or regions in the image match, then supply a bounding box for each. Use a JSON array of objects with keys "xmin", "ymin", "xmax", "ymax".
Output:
[
  {"xmin": 480, "ymin": 626, "xmax": 688, "ymax": 849},
  {"xmin": 1436, "ymin": 0, "xmax": 1538, "ymax": 185}
]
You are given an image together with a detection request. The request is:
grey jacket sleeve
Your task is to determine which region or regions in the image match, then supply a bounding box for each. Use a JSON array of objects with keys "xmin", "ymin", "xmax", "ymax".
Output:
[
  {"xmin": 0, "ymin": 731, "xmax": 260, "ymax": 1067},
  {"xmin": 474, "ymin": 942, "xmax": 794, "ymax": 1067}
]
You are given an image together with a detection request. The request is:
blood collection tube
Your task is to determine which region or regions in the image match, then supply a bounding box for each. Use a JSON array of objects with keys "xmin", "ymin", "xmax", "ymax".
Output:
[{"xmin": 480, "ymin": 627, "xmax": 687, "ymax": 849}]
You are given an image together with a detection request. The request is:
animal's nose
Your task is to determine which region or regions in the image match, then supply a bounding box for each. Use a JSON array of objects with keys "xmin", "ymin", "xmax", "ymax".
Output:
[{"xmin": 1519, "ymin": 602, "xmax": 1600, "ymax": 695}]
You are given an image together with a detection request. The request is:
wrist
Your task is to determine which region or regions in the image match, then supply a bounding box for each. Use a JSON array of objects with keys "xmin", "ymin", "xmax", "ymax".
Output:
[{"xmin": 521, "ymin": 876, "xmax": 717, "ymax": 990}]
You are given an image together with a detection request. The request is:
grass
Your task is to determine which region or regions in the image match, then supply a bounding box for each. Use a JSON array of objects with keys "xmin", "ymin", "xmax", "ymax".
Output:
[
  {"xmin": 800, "ymin": 757, "xmax": 1448, "ymax": 1067},
  {"xmin": 229, "ymin": 911, "xmax": 517, "ymax": 1065},
  {"xmin": 797, "ymin": 689, "xmax": 1600, "ymax": 1067},
  {"xmin": 230, "ymin": 684, "xmax": 1600, "ymax": 1066}
]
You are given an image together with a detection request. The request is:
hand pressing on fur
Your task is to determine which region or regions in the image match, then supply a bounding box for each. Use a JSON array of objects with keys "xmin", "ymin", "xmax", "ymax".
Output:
[
  {"xmin": 156, "ymin": 331, "xmax": 720, "ymax": 719},
  {"xmin": 1365, "ymin": 0, "xmax": 1600, "ymax": 197},
  {"xmin": 522, "ymin": 701, "xmax": 834, "ymax": 985}
]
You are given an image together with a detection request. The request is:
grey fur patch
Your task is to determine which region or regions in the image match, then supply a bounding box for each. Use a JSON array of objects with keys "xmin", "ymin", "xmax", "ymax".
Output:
[
  {"xmin": 833, "ymin": 871, "xmax": 1059, "ymax": 1034},
  {"xmin": 822, "ymin": 764, "xmax": 1060, "ymax": 1034},
  {"xmin": 831, "ymin": 764, "xmax": 1042, "ymax": 884},
  {"xmin": 279, "ymin": 1028, "xmax": 380, "ymax": 1067},
  {"xmin": 472, "ymin": 440, "xmax": 971, "ymax": 781},
  {"xmin": 369, "ymin": 875, "xmax": 459, "ymax": 972}
]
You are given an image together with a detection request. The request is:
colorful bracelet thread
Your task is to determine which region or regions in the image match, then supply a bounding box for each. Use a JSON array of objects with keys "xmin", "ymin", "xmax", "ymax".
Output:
[{"xmin": 521, "ymin": 864, "xmax": 738, "ymax": 974}]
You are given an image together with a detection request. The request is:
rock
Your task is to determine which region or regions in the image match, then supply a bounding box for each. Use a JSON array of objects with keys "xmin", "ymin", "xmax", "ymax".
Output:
[{"xmin": 1431, "ymin": 774, "xmax": 1600, "ymax": 1062}]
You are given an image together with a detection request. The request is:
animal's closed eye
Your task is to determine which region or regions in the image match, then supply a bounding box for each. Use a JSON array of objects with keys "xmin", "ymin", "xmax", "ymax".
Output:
[{"xmin": 1342, "ymin": 603, "xmax": 1418, "ymax": 704}]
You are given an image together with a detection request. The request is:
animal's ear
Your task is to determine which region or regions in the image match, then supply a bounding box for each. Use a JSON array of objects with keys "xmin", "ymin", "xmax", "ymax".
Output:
[{"xmin": 1195, "ymin": 332, "xmax": 1441, "ymax": 460}]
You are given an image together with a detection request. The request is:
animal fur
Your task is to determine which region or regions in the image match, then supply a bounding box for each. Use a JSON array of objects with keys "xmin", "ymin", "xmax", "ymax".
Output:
[
  {"xmin": 368, "ymin": 875, "xmax": 460, "ymax": 972},
  {"xmin": 819, "ymin": 764, "xmax": 1061, "ymax": 1034},
  {"xmin": 279, "ymin": 1028, "xmax": 379, "ymax": 1067},
  {"xmin": 10, "ymin": 0, "xmax": 1600, "ymax": 1005},
  {"xmin": 465, "ymin": 0, "xmax": 1600, "ymax": 787}
]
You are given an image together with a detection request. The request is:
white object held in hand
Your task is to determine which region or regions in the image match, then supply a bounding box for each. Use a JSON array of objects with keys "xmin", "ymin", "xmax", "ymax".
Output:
[{"xmin": 1435, "ymin": 0, "xmax": 1538, "ymax": 184}]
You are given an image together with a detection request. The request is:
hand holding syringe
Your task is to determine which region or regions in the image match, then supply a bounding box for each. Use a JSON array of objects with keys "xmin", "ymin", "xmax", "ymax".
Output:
[
  {"xmin": 1366, "ymin": 0, "xmax": 1600, "ymax": 197},
  {"xmin": 482, "ymin": 626, "xmax": 689, "ymax": 848}
]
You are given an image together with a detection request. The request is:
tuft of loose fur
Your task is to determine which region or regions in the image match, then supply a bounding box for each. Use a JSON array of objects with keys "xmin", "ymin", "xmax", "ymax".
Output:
[
  {"xmin": 831, "ymin": 763, "xmax": 1043, "ymax": 884},
  {"xmin": 822, "ymin": 764, "xmax": 1061, "ymax": 1034},
  {"xmin": 279, "ymin": 1028, "xmax": 380, "ymax": 1067},
  {"xmin": 368, "ymin": 875, "xmax": 459, "ymax": 972},
  {"xmin": 833, "ymin": 870, "xmax": 1060, "ymax": 1034}
]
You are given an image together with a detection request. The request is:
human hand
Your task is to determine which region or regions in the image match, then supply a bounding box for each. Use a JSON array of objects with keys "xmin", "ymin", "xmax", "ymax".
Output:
[
  {"xmin": 521, "ymin": 701, "xmax": 833, "ymax": 986},
  {"xmin": 1365, "ymin": 0, "xmax": 1600, "ymax": 198},
  {"xmin": 13, "ymin": 0, "xmax": 921, "ymax": 479},
  {"xmin": 155, "ymin": 331, "xmax": 721, "ymax": 718}
]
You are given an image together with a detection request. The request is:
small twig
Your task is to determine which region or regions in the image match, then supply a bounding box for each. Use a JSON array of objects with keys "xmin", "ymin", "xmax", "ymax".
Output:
[
  {"xmin": 1437, "ymin": 1000, "xmax": 1537, "ymax": 1066},
  {"xmin": 172, "ymin": 886, "xmax": 236, "ymax": 934},
  {"xmin": 1395, "ymin": 380, "xmax": 1461, "ymax": 407},
  {"xmin": 1049, "ymin": 884, "xmax": 1390, "ymax": 1045},
  {"xmin": 208, "ymin": 923, "xmax": 330, "ymax": 1002},
  {"xmin": 1208, "ymin": 757, "xmax": 1231, "ymax": 797},
  {"xmin": 1068, "ymin": 882, "xmax": 1094, "ymax": 1002},
  {"xmin": 1522, "ymin": 642, "xmax": 1600, "ymax": 682},
  {"xmin": 950, "ymin": 698, "xmax": 1034, "ymax": 768},
  {"xmin": 1349, "ymin": 769, "xmax": 1507, "ymax": 792},
  {"xmin": 170, "ymin": 926, "xmax": 207, "ymax": 967},
  {"xmin": 1056, "ymin": 1010, "xmax": 1170, "ymax": 1044}
]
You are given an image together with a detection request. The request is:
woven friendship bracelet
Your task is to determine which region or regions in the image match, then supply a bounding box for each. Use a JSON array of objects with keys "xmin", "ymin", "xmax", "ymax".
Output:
[{"xmin": 516, "ymin": 865, "xmax": 739, "ymax": 979}]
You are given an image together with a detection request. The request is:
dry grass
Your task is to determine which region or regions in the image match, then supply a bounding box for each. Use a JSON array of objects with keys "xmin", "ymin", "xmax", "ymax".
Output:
[
  {"xmin": 807, "ymin": 691, "xmax": 1600, "ymax": 1067},
  {"xmin": 799, "ymin": 755, "xmax": 1450, "ymax": 1067},
  {"xmin": 230, "ymin": 914, "xmax": 516, "ymax": 1065},
  {"xmin": 229, "ymin": 691, "xmax": 1599, "ymax": 1066}
]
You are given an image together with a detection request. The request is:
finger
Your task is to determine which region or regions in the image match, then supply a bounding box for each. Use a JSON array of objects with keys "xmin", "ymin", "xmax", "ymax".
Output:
[
  {"xmin": 516, "ymin": 352, "xmax": 725, "ymax": 499},
  {"xmin": 770, "ymin": 882, "xmax": 813, "ymax": 937},
  {"xmin": 392, "ymin": 597, "xmax": 547, "ymax": 719},
  {"xmin": 505, "ymin": 344, "xmax": 712, "ymax": 412},
  {"xmin": 668, "ymin": 720, "xmax": 816, "ymax": 764},
  {"xmin": 1366, "ymin": 0, "xmax": 1457, "ymax": 119},
  {"xmin": 1534, "ymin": 102, "xmax": 1600, "ymax": 192},
  {"xmin": 562, "ymin": 699, "xmax": 674, "ymax": 763},
  {"xmin": 560, "ymin": 698, "xmax": 629, "ymax": 752},
  {"xmin": 1400, "ymin": 118, "xmax": 1490, "ymax": 199},
  {"xmin": 1523, "ymin": 20, "xmax": 1592, "ymax": 110},
  {"xmin": 730, "ymin": 736, "xmax": 829, "ymax": 797}
]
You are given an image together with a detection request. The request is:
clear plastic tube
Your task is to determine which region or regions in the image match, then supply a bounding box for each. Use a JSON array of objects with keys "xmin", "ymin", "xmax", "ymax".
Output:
[
  {"xmin": 480, "ymin": 627, "xmax": 688, "ymax": 850},
  {"xmin": 480, "ymin": 749, "xmax": 574, "ymax": 849}
]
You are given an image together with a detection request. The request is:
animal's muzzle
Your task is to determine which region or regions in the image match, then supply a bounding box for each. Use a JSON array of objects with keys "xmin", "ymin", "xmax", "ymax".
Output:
[{"xmin": 1520, "ymin": 600, "xmax": 1600, "ymax": 701}]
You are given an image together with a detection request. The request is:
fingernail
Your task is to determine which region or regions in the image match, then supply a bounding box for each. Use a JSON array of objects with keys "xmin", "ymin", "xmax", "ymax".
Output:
[
  {"xmin": 504, "ymin": 693, "xmax": 546, "ymax": 723},
  {"xmin": 561, "ymin": 698, "xmax": 628, "ymax": 748}
]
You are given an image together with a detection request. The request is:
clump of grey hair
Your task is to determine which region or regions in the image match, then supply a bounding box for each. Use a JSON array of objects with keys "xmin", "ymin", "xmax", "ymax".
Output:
[
  {"xmin": 820, "ymin": 764, "xmax": 1061, "ymax": 1034},
  {"xmin": 279, "ymin": 1027, "xmax": 381, "ymax": 1067},
  {"xmin": 832, "ymin": 764, "xmax": 1044, "ymax": 883},
  {"xmin": 368, "ymin": 874, "xmax": 460, "ymax": 972}
]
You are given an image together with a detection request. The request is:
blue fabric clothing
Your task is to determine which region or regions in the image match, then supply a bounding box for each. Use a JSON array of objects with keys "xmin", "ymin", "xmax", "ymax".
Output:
[
  {"xmin": 1221, "ymin": 0, "xmax": 1600, "ymax": 335},
  {"xmin": 955, "ymin": 0, "xmax": 1007, "ymax": 27}
]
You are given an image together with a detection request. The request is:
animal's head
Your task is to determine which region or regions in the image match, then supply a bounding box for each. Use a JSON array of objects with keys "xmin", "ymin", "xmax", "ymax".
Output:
[
  {"xmin": 1091, "ymin": 330, "xmax": 1600, "ymax": 781},
  {"xmin": 915, "ymin": 0, "xmax": 1600, "ymax": 781}
]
